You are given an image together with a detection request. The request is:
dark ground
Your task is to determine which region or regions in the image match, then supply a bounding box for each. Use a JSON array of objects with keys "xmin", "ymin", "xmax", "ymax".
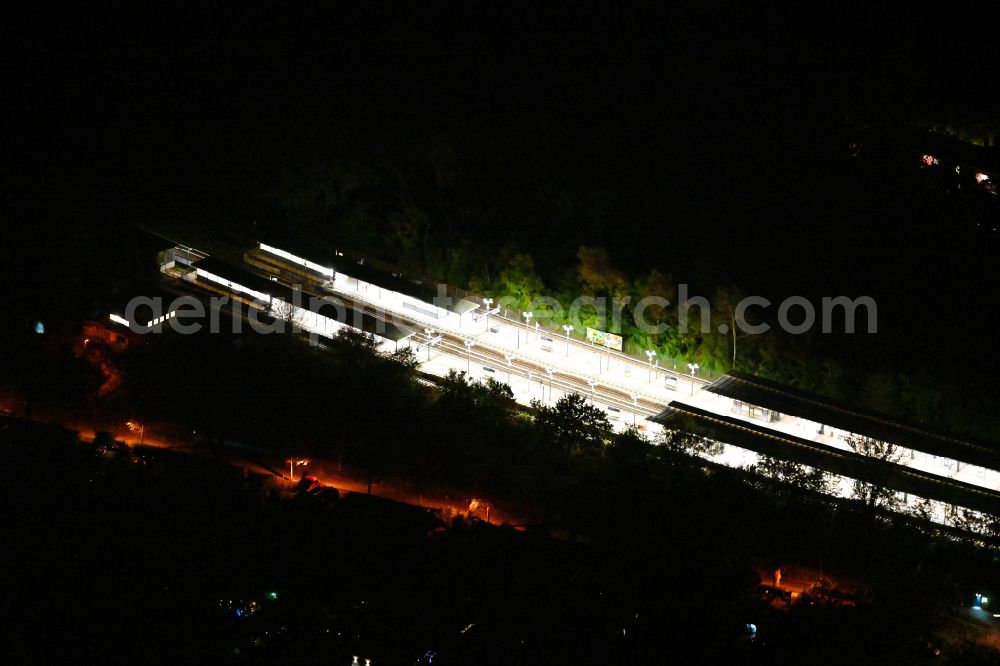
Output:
[{"xmin": 3, "ymin": 3, "xmax": 1000, "ymax": 663}]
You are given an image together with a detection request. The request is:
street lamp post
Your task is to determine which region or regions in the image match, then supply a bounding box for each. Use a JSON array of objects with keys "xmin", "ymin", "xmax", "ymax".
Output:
[
  {"xmin": 645, "ymin": 350, "xmax": 656, "ymax": 383},
  {"xmin": 587, "ymin": 378, "xmax": 597, "ymax": 402},
  {"xmin": 464, "ymin": 339, "xmax": 475, "ymax": 373},
  {"xmin": 562, "ymin": 324, "xmax": 574, "ymax": 357},
  {"xmin": 545, "ymin": 367, "xmax": 555, "ymax": 403},
  {"xmin": 522, "ymin": 312, "xmax": 533, "ymax": 347},
  {"xmin": 504, "ymin": 353, "xmax": 516, "ymax": 384},
  {"xmin": 423, "ymin": 328, "xmax": 439, "ymax": 362},
  {"xmin": 126, "ymin": 420, "xmax": 144, "ymax": 445},
  {"xmin": 287, "ymin": 458, "xmax": 309, "ymax": 482},
  {"xmin": 687, "ymin": 362, "xmax": 700, "ymax": 396},
  {"xmin": 630, "ymin": 393, "xmax": 639, "ymax": 427},
  {"xmin": 483, "ymin": 298, "xmax": 494, "ymax": 331}
]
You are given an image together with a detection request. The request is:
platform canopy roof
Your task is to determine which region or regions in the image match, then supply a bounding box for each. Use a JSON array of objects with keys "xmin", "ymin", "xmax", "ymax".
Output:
[
  {"xmin": 702, "ymin": 371, "xmax": 1000, "ymax": 472},
  {"xmin": 653, "ymin": 401, "xmax": 1000, "ymax": 517},
  {"xmin": 193, "ymin": 257, "xmax": 414, "ymax": 343}
]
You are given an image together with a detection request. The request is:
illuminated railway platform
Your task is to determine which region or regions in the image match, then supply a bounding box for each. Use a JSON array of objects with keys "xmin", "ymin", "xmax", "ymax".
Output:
[
  {"xmin": 672, "ymin": 371, "xmax": 1000, "ymax": 493},
  {"xmin": 247, "ymin": 242, "xmax": 709, "ymax": 411},
  {"xmin": 656, "ymin": 372, "xmax": 1000, "ymax": 530},
  {"xmin": 150, "ymin": 239, "xmax": 1000, "ymax": 533},
  {"xmin": 156, "ymin": 251, "xmax": 415, "ymax": 353}
]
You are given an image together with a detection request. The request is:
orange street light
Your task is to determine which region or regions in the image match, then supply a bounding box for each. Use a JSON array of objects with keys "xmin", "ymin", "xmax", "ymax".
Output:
[
  {"xmin": 287, "ymin": 458, "xmax": 309, "ymax": 481},
  {"xmin": 126, "ymin": 420, "xmax": 145, "ymax": 445}
]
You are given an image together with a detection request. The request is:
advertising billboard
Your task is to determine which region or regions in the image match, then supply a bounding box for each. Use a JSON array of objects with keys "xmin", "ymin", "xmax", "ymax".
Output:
[{"xmin": 586, "ymin": 327, "xmax": 623, "ymax": 351}]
